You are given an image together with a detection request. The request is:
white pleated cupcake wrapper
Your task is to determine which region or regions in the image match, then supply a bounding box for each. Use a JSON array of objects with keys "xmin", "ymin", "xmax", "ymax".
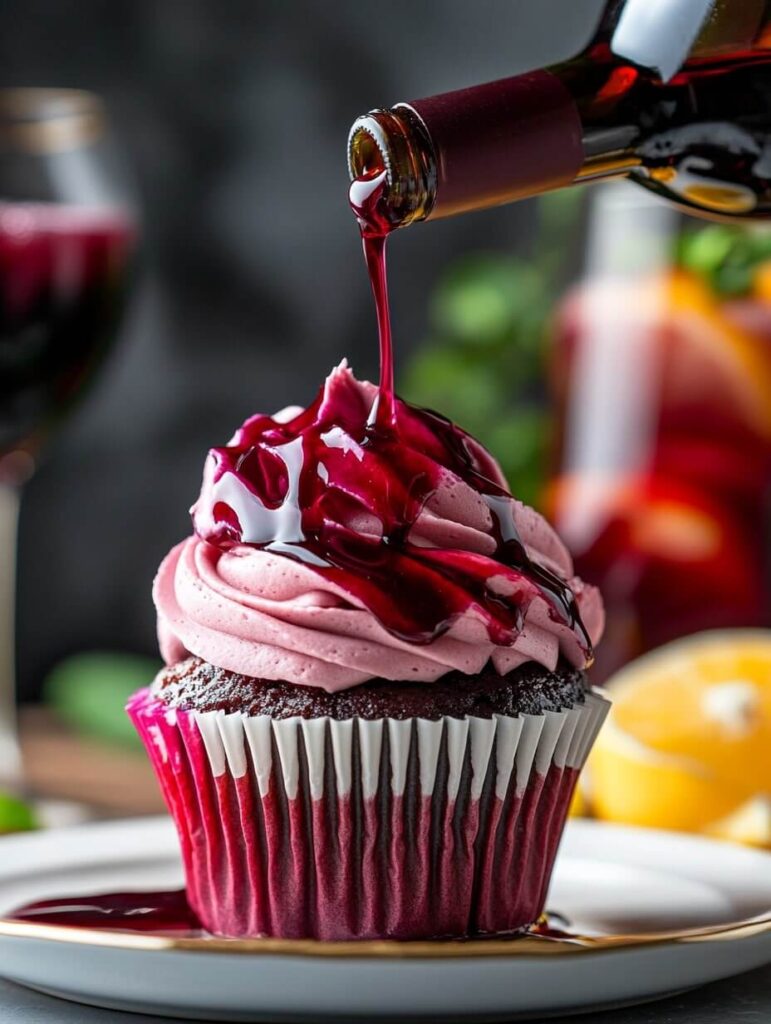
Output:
[
  {"xmin": 185, "ymin": 689, "xmax": 610, "ymax": 802},
  {"xmin": 134, "ymin": 686, "xmax": 609, "ymax": 939}
]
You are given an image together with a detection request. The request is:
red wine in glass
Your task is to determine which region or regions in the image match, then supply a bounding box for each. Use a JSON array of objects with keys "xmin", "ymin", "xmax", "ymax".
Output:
[
  {"xmin": 0, "ymin": 202, "xmax": 134, "ymax": 470},
  {"xmin": 0, "ymin": 88, "xmax": 138, "ymax": 796}
]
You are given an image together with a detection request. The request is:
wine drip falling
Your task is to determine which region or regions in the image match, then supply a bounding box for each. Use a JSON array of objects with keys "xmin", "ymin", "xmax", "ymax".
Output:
[{"xmin": 348, "ymin": 168, "xmax": 395, "ymax": 428}]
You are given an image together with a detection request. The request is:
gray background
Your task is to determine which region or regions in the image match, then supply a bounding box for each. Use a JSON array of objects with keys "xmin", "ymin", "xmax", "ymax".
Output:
[{"xmin": 0, "ymin": 0, "xmax": 603, "ymax": 700}]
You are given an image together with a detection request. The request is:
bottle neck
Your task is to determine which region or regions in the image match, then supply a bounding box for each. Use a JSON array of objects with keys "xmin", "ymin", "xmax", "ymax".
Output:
[
  {"xmin": 348, "ymin": 1, "xmax": 771, "ymax": 227},
  {"xmin": 347, "ymin": 69, "xmax": 640, "ymax": 229}
]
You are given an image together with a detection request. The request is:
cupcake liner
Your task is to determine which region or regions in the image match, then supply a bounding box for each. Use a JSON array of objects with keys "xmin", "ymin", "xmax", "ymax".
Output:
[{"xmin": 128, "ymin": 687, "xmax": 609, "ymax": 940}]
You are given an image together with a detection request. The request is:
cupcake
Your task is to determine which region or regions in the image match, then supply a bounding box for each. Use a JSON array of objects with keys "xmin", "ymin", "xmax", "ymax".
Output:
[{"xmin": 128, "ymin": 363, "xmax": 608, "ymax": 940}]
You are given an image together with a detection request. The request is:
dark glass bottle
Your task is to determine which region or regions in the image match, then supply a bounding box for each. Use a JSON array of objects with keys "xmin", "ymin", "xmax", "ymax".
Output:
[{"xmin": 348, "ymin": 0, "xmax": 771, "ymax": 225}]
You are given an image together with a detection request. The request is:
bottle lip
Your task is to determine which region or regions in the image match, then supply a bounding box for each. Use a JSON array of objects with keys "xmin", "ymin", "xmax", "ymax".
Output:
[
  {"xmin": 347, "ymin": 112, "xmax": 394, "ymax": 182},
  {"xmin": 347, "ymin": 108, "xmax": 436, "ymax": 228}
]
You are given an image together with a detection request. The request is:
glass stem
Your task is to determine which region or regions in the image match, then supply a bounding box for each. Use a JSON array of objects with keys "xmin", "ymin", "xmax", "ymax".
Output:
[{"xmin": 0, "ymin": 483, "xmax": 21, "ymax": 789}]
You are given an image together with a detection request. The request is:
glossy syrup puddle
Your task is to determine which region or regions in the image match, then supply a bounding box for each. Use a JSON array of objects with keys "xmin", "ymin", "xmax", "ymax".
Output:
[{"xmin": 7, "ymin": 889, "xmax": 586, "ymax": 945}]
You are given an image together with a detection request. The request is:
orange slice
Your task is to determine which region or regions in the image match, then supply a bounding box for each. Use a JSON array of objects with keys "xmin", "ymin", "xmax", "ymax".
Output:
[{"xmin": 590, "ymin": 630, "xmax": 771, "ymax": 841}]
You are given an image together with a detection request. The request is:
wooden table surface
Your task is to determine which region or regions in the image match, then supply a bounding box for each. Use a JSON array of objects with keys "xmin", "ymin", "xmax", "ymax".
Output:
[{"xmin": 19, "ymin": 706, "xmax": 165, "ymax": 817}]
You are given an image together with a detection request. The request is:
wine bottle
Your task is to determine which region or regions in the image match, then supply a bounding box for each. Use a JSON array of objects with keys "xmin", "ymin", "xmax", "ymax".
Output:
[{"xmin": 347, "ymin": 0, "xmax": 771, "ymax": 224}]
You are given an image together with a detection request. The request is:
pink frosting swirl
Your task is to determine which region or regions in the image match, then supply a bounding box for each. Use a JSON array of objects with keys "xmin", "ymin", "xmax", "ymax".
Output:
[{"xmin": 155, "ymin": 365, "xmax": 603, "ymax": 692}]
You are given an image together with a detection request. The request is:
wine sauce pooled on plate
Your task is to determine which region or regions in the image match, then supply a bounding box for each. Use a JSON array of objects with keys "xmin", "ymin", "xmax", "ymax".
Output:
[
  {"xmin": 8, "ymin": 890, "xmax": 583, "ymax": 945},
  {"xmin": 9, "ymin": 889, "xmax": 200, "ymax": 935}
]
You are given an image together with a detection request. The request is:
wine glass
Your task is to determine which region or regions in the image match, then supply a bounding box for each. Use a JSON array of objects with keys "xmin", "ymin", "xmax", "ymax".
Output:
[{"xmin": 0, "ymin": 89, "xmax": 137, "ymax": 799}]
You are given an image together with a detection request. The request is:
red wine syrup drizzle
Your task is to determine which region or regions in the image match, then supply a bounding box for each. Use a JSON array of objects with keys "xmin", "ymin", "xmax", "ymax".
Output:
[
  {"xmin": 349, "ymin": 168, "xmax": 395, "ymax": 428},
  {"xmin": 191, "ymin": 168, "xmax": 591, "ymax": 654},
  {"xmin": 350, "ymin": 170, "xmax": 588, "ymax": 651}
]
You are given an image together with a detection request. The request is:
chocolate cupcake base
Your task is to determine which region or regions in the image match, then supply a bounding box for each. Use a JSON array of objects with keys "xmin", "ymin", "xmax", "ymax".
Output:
[
  {"xmin": 129, "ymin": 663, "xmax": 608, "ymax": 941},
  {"xmin": 153, "ymin": 656, "xmax": 589, "ymax": 720}
]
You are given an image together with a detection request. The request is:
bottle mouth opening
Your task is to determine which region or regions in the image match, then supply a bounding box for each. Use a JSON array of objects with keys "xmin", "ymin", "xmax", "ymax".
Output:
[
  {"xmin": 347, "ymin": 120, "xmax": 391, "ymax": 183},
  {"xmin": 347, "ymin": 109, "xmax": 435, "ymax": 228},
  {"xmin": 348, "ymin": 116, "xmax": 404, "ymax": 230}
]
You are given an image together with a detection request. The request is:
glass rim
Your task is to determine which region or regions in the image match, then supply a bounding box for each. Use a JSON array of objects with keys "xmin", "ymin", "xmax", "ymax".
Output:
[{"xmin": 0, "ymin": 87, "xmax": 105, "ymax": 152}]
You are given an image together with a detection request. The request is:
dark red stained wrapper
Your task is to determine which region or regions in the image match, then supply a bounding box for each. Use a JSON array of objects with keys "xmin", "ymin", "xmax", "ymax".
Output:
[
  {"xmin": 127, "ymin": 686, "xmax": 609, "ymax": 940},
  {"xmin": 405, "ymin": 70, "xmax": 584, "ymax": 218}
]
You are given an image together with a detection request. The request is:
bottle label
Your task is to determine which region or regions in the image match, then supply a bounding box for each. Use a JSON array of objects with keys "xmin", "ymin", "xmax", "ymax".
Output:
[{"xmin": 405, "ymin": 70, "xmax": 584, "ymax": 219}]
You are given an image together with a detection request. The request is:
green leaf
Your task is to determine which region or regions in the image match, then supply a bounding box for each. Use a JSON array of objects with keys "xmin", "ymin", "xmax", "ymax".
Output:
[
  {"xmin": 43, "ymin": 652, "xmax": 162, "ymax": 749},
  {"xmin": 401, "ymin": 347, "xmax": 506, "ymax": 436},
  {"xmin": 486, "ymin": 410, "xmax": 550, "ymax": 509},
  {"xmin": 0, "ymin": 791, "xmax": 39, "ymax": 834},
  {"xmin": 679, "ymin": 225, "xmax": 739, "ymax": 277},
  {"xmin": 678, "ymin": 224, "xmax": 771, "ymax": 295},
  {"xmin": 430, "ymin": 256, "xmax": 549, "ymax": 349},
  {"xmin": 400, "ymin": 247, "xmax": 556, "ymax": 512},
  {"xmin": 711, "ymin": 262, "xmax": 754, "ymax": 296}
]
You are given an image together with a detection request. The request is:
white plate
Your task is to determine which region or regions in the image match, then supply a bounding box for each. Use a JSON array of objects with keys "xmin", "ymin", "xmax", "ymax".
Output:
[{"xmin": 0, "ymin": 816, "xmax": 770, "ymax": 1021}]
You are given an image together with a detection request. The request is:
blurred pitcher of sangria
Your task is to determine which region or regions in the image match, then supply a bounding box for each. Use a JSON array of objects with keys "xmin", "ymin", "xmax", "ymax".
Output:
[{"xmin": 549, "ymin": 183, "xmax": 771, "ymax": 681}]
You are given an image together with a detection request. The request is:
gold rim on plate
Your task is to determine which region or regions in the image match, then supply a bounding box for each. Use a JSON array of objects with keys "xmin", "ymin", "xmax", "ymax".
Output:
[{"xmin": 0, "ymin": 913, "xmax": 769, "ymax": 958}]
